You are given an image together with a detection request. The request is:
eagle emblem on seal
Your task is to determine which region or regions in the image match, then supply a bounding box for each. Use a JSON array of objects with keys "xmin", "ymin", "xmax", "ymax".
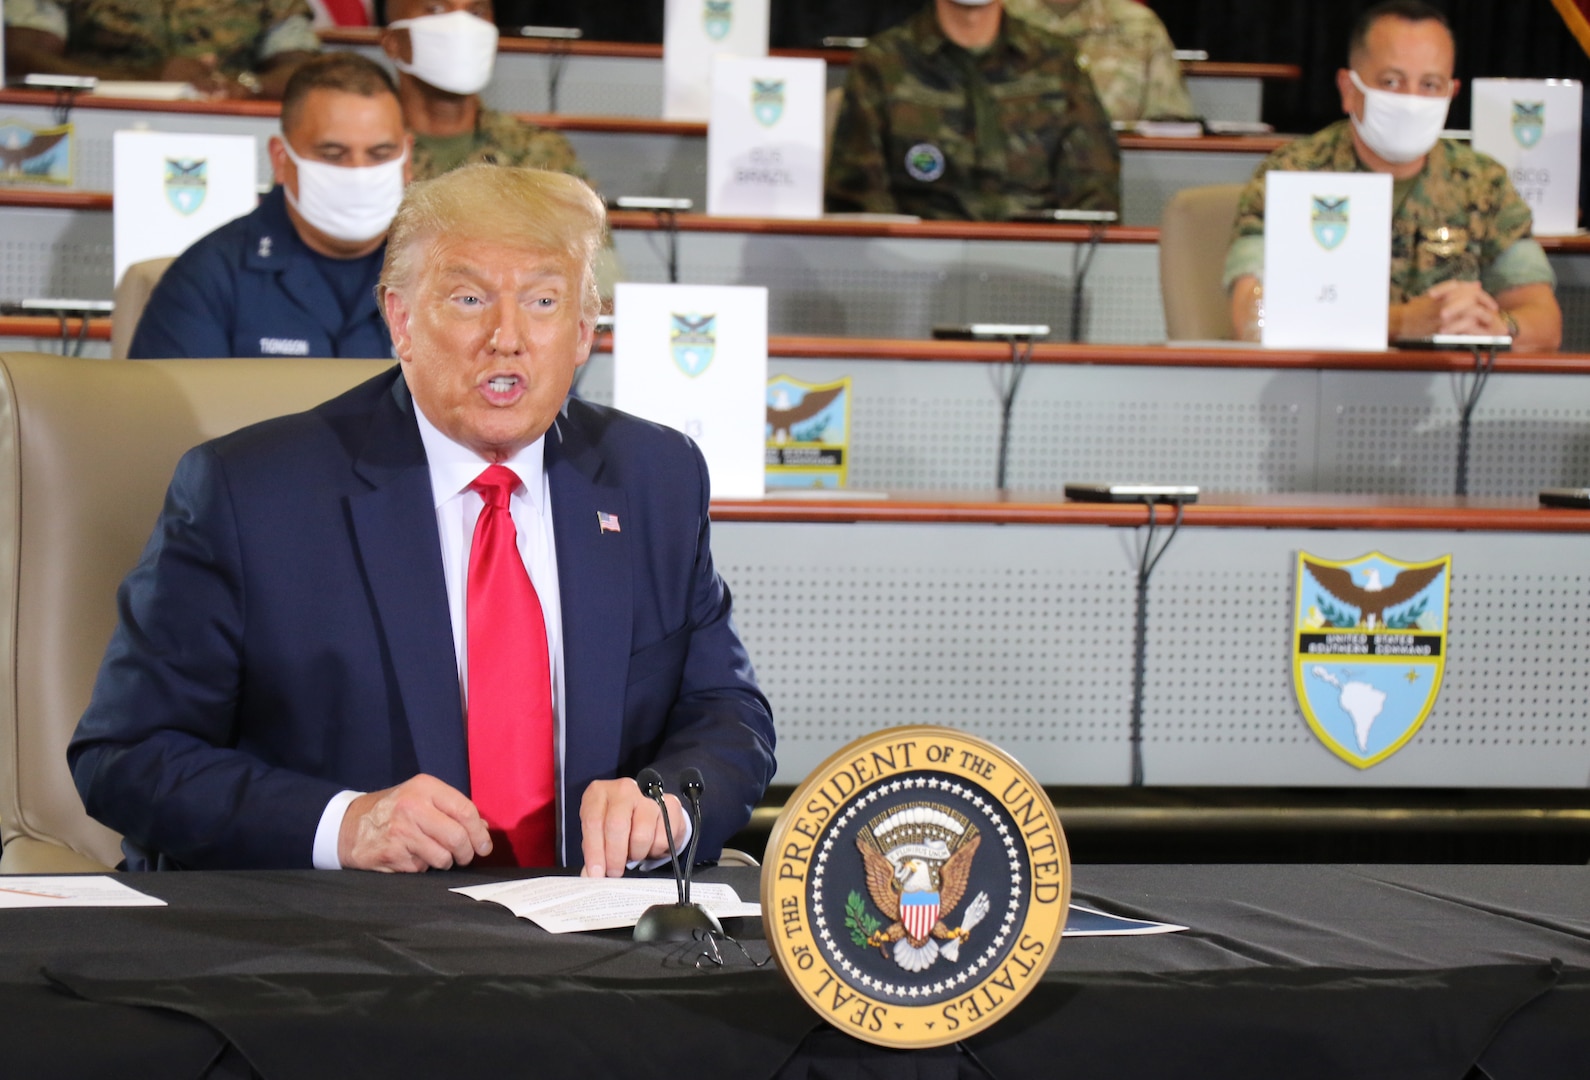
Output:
[{"xmin": 853, "ymin": 803, "xmax": 991, "ymax": 973}]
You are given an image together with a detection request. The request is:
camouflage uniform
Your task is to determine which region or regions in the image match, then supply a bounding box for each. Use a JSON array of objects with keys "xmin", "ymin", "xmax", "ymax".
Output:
[
  {"xmin": 4, "ymin": 0, "xmax": 319, "ymax": 76},
  {"xmin": 1224, "ymin": 120, "xmax": 1555, "ymax": 303},
  {"xmin": 408, "ymin": 107, "xmax": 586, "ymax": 183},
  {"xmin": 825, "ymin": 5, "xmax": 1120, "ymax": 221},
  {"xmin": 1004, "ymin": 0, "xmax": 1194, "ymax": 122}
]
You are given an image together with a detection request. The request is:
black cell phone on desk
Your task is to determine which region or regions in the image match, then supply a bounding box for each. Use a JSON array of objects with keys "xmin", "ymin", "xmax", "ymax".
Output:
[
  {"xmin": 1538, "ymin": 488, "xmax": 1590, "ymax": 509},
  {"xmin": 1065, "ymin": 483, "xmax": 1199, "ymax": 504}
]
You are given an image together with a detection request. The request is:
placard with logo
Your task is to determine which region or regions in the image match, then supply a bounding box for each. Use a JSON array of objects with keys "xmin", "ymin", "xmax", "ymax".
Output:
[
  {"xmin": 706, "ymin": 55, "xmax": 825, "ymax": 218},
  {"xmin": 1261, "ymin": 171, "xmax": 1392, "ymax": 350},
  {"xmin": 1471, "ymin": 78, "xmax": 1583, "ymax": 237},
  {"xmin": 662, "ymin": 0, "xmax": 770, "ymax": 122},
  {"xmin": 767, "ymin": 374, "xmax": 851, "ymax": 488},
  {"xmin": 1292, "ymin": 551, "xmax": 1451, "ymax": 769},
  {"xmin": 112, "ymin": 130, "xmax": 258, "ymax": 286},
  {"xmin": 0, "ymin": 117, "xmax": 72, "ymax": 186},
  {"xmin": 612, "ymin": 283, "xmax": 768, "ymax": 498}
]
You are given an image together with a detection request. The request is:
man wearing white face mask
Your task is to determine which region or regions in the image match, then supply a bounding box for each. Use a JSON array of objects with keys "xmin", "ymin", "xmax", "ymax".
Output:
[
  {"xmin": 129, "ymin": 53, "xmax": 412, "ymax": 360},
  {"xmin": 381, "ymin": 0, "xmax": 585, "ymax": 182},
  {"xmin": 1224, "ymin": 0, "xmax": 1561, "ymax": 350}
]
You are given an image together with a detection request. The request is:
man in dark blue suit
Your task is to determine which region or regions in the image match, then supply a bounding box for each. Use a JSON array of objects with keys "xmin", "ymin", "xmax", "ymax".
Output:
[{"xmin": 70, "ymin": 165, "xmax": 776, "ymax": 874}]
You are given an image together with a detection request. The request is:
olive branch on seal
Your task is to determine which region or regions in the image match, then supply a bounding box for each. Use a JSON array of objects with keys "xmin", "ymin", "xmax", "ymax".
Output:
[{"xmin": 845, "ymin": 890, "xmax": 879, "ymax": 946}]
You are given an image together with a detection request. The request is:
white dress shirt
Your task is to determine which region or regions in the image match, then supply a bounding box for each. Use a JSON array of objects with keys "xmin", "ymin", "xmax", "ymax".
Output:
[
  {"xmin": 312, "ymin": 403, "xmax": 566, "ymax": 867},
  {"xmin": 312, "ymin": 402, "xmax": 687, "ymax": 869}
]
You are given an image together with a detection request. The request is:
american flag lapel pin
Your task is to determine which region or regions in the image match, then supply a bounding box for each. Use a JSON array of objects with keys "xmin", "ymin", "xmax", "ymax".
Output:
[{"xmin": 597, "ymin": 511, "xmax": 621, "ymax": 534}]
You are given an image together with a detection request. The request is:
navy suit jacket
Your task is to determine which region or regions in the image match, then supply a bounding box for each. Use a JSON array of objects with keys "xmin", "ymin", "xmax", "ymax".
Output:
[{"xmin": 69, "ymin": 369, "xmax": 775, "ymax": 870}]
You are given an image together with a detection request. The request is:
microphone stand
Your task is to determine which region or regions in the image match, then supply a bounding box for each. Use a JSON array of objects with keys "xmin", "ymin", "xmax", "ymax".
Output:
[{"xmin": 633, "ymin": 768, "xmax": 722, "ymax": 942}]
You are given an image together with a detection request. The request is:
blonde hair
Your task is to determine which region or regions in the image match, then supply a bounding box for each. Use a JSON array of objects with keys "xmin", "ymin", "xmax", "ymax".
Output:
[{"xmin": 378, "ymin": 164, "xmax": 606, "ymax": 320}]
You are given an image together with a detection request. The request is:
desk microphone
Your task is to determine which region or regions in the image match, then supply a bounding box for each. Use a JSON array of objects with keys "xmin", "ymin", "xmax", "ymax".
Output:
[
  {"xmin": 679, "ymin": 767, "xmax": 705, "ymax": 905},
  {"xmin": 632, "ymin": 767, "xmax": 722, "ymax": 942},
  {"xmin": 637, "ymin": 767, "xmax": 684, "ymax": 904}
]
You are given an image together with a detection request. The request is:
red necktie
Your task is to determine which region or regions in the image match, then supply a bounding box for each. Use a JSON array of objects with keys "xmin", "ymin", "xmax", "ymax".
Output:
[
  {"xmin": 466, "ymin": 465, "xmax": 556, "ymax": 867},
  {"xmin": 318, "ymin": 0, "xmax": 370, "ymax": 26}
]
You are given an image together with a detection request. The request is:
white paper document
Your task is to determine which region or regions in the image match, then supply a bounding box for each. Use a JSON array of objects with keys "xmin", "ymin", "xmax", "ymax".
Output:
[
  {"xmin": 0, "ymin": 875, "xmax": 166, "ymax": 909},
  {"xmin": 1261, "ymin": 170, "xmax": 1392, "ymax": 350},
  {"xmin": 453, "ymin": 876, "xmax": 761, "ymax": 933},
  {"xmin": 1471, "ymin": 78, "xmax": 1583, "ymax": 236},
  {"xmin": 1063, "ymin": 903, "xmax": 1187, "ymax": 937}
]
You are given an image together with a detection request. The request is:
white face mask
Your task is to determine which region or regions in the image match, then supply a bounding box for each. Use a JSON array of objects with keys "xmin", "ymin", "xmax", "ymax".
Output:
[
  {"xmin": 388, "ymin": 11, "xmax": 499, "ymax": 96},
  {"xmin": 1348, "ymin": 70, "xmax": 1451, "ymax": 165},
  {"xmin": 281, "ymin": 140, "xmax": 407, "ymax": 244}
]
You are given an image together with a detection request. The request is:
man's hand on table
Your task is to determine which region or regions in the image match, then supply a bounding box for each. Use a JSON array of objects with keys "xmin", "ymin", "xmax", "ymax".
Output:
[
  {"xmin": 338, "ymin": 774, "xmax": 493, "ymax": 872},
  {"xmin": 1394, "ymin": 280, "xmax": 1505, "ymax": 338},
  {"xmin": 579, "ymin": 778, "xmax": 687, "ymax": 879}
]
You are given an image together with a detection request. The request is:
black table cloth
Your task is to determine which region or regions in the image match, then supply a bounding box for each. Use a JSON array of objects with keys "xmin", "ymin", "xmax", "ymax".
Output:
[{"xmin": 1, "ymin": 864, "xmax": 1585, "ymax": 1079}]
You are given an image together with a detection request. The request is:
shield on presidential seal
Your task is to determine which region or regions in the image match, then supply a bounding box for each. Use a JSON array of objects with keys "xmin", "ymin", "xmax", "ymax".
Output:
[
  {"xmin": 164, "ymin": 157, "xmax": 208, "ymax": 216},
  {"xmin": 1311, "ymin": 196, "xmax": 1349, "ymax": 251},
  {"xmin": 752, "ymin": 79, "xmax": 785, "ymax": 128},
  {"xmin": 670, "ymin": 313, "xmax": 716, "ymax": 377},
  {"xmin": 703, "ymin": 0, "xmax": 732, "ymax": 41},
  {"xmin": 1291, "ymin": 551, "xmax": 1451, "ymax": 769},
  {"xmin": 1511, "ymin": 101, "xmax": 1545, "ymax": 149}
]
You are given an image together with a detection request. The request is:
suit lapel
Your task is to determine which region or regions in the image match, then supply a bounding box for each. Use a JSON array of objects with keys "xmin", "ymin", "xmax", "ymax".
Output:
[
  {"xmin": 546, "ymin": 408, "xmax": 633, "ymax": 864},
  {"xmin": 347, "ymin": 376, "xmax": 470, "ymax": 791}
]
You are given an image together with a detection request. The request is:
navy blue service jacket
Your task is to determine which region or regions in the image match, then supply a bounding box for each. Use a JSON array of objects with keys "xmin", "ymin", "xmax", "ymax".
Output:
[{"xmin": 128, "ymin": 186, "xmax": 392, "ymax": 360}]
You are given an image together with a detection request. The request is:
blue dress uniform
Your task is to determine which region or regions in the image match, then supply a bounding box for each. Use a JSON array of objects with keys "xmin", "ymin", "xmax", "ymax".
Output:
[{"xmin": 128, "ymin": 186, "xmax": 392, "ymax": 360}]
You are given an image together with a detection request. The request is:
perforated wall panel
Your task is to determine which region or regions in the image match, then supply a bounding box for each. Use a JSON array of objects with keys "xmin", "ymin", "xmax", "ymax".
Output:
[
  {"xmin": 713, "ymin": 522, "xmax": 1140, "ymax": 784},
  {"xmin": 0, "ymin": 209, "xmax": 114, "ymax": 301},
  {"xmin": 1549, "ymin": 252, "xmax": 1590, "ymax": 353},
  {"xmin": 713, "ymin": 521, "xmax": 1590, "ymax": 788},
  {"xmin": 0, "ymin": 105, "xmax": 276, "ymax": 192},
  {"xmin": 1318, "ymin": 371, "xmax": 1590, "ymax": 496},
  {"xmin": 1185, "ymin": 78, "xmax": 1263, "ymax": 124}
]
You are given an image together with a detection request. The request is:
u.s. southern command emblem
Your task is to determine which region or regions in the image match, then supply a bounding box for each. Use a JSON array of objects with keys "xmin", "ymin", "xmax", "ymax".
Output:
[{"xmin": 763, "ymin": 726, "xmax": 1068, "ymax": 1049}]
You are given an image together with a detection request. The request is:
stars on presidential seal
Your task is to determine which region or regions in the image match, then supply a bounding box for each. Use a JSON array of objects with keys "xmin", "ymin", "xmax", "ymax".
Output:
[{"xmin": 810, "ymin": 782, "xmax": 1020, "ymax": 997}]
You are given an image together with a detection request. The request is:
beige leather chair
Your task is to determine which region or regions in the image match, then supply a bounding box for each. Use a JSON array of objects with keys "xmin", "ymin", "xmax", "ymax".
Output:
[
  {"xmin": 1158, "ymin": 183, "xmax": 1246, "ymax": 341},
  {"xmin": 110, "ymin": 257, "xmax": 177, "ymax": 360},
  {"xmin": 0, "ymin": 353, "xmax": 390, "ymax": 872}
]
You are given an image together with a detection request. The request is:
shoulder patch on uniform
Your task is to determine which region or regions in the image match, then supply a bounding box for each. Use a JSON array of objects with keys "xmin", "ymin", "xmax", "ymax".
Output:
[{"xmin": 904, "ymin": 143, "xmax": 946, "ymax": 183}]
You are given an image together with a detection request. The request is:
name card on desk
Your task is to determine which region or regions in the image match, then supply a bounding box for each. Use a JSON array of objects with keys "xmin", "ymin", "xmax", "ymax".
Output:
[
  {"xmin": 663, "ymin": 0, "xmax": 770, "ymax": 121},
  {"xmin": 1262, "ymin": 171, "xmax": 1391, "ymax": 350},
  {"xmin": 706, "ymin": 56, "xmax": 825, "ymax": 218},
  {"xmin": 113, "ymin": 130, "xmax": 257, "ymax": 286},
  {"xmin": 612, "ymin": 283, "xmax": 768, "ymax": 498},
  {"xmin": 1471, "ymin": 78, "xmax": 1582, "ymax": 236}
]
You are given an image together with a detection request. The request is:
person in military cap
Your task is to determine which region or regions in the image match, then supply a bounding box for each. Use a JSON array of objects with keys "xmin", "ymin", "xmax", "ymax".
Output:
[
  {"xmin": 1225, "ymin": 0, "xmax": 1561, "ymax": 349},
  {"xmin": 1003, "ymin": 0, "xmax": 1194, "ymax": 123},
  {"xmin": 380, "ymin": 0, "xmax": 584, "ymax": 182},
  {"xmin": 3, "ymin": 0, "xmax": 319, "ymax": 99},
  {"xmin": 825, "ymin": 0, "xmax": 1120, "ymax": 221}
]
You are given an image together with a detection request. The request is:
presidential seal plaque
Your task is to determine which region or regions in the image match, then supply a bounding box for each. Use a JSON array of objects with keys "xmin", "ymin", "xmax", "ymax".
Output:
[{"xmin": 762, "ymin": 726, "xmax": 1069, "ymax": 1049}]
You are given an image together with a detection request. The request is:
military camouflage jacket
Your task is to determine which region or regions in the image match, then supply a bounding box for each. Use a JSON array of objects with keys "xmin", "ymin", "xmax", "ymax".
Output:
[
  {"xmin": 408, "ymin": 107, "xmax": 587, "ymax": 183},
  {"xmin": 1224, "ymin": 120, "xmax": 1554, "ymax": 302},
  {"xmin": 5, "ymin": 0, "xmax": 318, "ymax": 75},
  {"xmin": 1004, "ymin": 0, "xmax": 1194, "ymax": 122},
  {"xmin": 825, "ymin": 6, "xmax": 1120, "ymax": 221}
]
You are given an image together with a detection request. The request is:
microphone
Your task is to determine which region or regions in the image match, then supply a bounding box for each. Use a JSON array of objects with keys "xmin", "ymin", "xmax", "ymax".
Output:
[
  {"xmin": 679, "ymin": 767, "xmax": 705, "ymax": 905},
  {"xmin": 631, "ymin": 766, "xmax": 722, "ymax": 943},
  {"xmin": 636, "ymin": 767, "xmax": 684, "ymax": 904}
]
